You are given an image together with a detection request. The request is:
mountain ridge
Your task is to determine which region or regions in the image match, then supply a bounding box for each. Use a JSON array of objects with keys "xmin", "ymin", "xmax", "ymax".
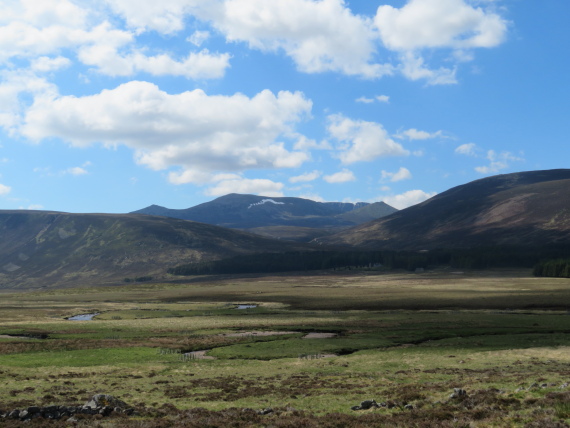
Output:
[
  {"xmin": 319, "ymin": 169, "xmax": 570, "ymax": 250},
  {"xmin": 132, "ymin": 194, "xmax": 398, "ymax": 241}
]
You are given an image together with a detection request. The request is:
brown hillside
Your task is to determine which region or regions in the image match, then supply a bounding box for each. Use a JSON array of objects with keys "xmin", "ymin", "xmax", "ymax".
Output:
[{"xmin": 319, "ymin": 169, "xmax": 570, "ymax": 250}]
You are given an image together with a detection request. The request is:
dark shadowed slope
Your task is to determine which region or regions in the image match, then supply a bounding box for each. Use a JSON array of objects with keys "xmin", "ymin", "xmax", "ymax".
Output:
[
  {"xmin": 0, "ymin": 211, "xmax": 312, "ymax": 289},
  {"xmin": 320, "ymin": 169, "xmax": 570, "ymax": 250}
]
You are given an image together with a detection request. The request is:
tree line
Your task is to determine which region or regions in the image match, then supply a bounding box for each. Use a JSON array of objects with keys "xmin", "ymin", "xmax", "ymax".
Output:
[
  {"xmin": 533, "ymin": 259, "xmax": 570, "ymax": 278},
  {"xmin": 168, "ymin": 244, "xmax": 570, "ymax": 276}
]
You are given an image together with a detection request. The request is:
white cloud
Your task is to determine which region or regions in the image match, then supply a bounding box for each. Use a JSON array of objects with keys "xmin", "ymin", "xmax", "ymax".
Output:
[
  {"xmin": 289, "ymin": 170, "xmax": 321, "ymax": 183},
  {"xmin": 475, "ymin": 150, "xmax": 523, "ymax": 174},
  {"xmin": 374, "ymin": 0, "xmax": 507, "ymax": 85},
  {"xmin": 396, "ymin": 128, "xmax": 443, "ymax": 140},
  {"xmin": 298, "ymin": 193, "xmax": 325, "ymax": 202},
  {"xmin": 293, "ymin": 136, "xmax": 331, "ymax": 151},
  {"xmin": 356, "ymin": 94, "xmax": 390, "ymax": 104},
  {"xmin": 327, "ymin": 114, "xmax": 409, "ymax": 164},
  {"xmin": 26, "ymin": 204, "xmax": 44, "ymax": 210},
  {"xmin": 0, "ymin": 70, "xmax": 57, "ymax": 132},
  {"xmin": 204, "ymin": 0, "xmax": 393, "ymax": 78},
  {"xmin": 455, "ymin": 142, "xmax": 477, "ymax": 156},
  {"xmin": 78, "ymin": 46, "xmax": 231, "ymax": 79},
  {"xmin": 205, "ymin": 177, "xmax": 284, "ymax": 197},
  {"xmin": 383, "ymin": 189, "xmax": 436, "ymax": 209},
  {"xmin": 187, "ymin": 30, "xmax": 211, "ymax": 46},
  {"xmin": 375, "ymin": 0, "xmax": 508, "ymax": 51},
  {"xmin": 104, "ymin": 0, "xmax": 204, "ymax": 34},
  {"xmin": 30, "ymin": 56, "xmax": 71, "ymax": 72},
  {"xmin": 400, "ymin": 52, "xmax": 457, "ymax": 85},
  {"xmin": 66, "ymin": 167, "xmax": 88, "ymax": 176},
  {"xmin": 324, "ymin": 168, "xmax": 356, "ymax": 184},
  {"xmin": 22, "ymin": 81, "xmax": 312, "ymax": 182},
  {"xmin": 381, "ymin": 167, "xmax": 412, "ymax": 182},
  {"xmin": 0, "ymin": 183, "xmax": 11, "ymax": 195}
]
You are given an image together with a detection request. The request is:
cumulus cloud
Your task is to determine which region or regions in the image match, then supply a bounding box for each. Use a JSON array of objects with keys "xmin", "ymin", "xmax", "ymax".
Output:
[
  {"xmin": 396, "ymin": 128, "xmax": 443, "ymax": 140},
  {"xmin": 356, "ymin": 95, "xmax": 390, "ymax": 104},
  {"xmin": 202, "ymin": 0, "xmax": 393, "ymax": 78},
  {"xmin": 66, "ymin": 166, "xmax": 88, "ymax": 176},
  {"xmin": 381, "ymin": 167, "xmax": 412, "ymax": 182},
  {"xmin": 323, "ymin": 168, "xmax": 356, "ymax": 183},
  {"xmin": 0, "ymin": 183, "xmax": 11, "ymax": 195},
  {"xmin": 187, "ymin": 30, "xmax": 211, "ymax": 47},
  {"xmin": 78, "ymin": 45, "xmax": 231, "ymax": 79},
  {"xmin": 293, "ymin": 136, "xmax": 331, "ymax": 151},
  {"xmin": 375, "ymin": 0, "xmax": 507, "ymax": 51},
  {"xmin": 21, "ymin": 81, "xmax": 312, "ymax": 183},
  {"xmin": 375, "ymin": 0, "xmax": 508, "ymax": 85},
  {"xmin": 30, "ymin": 56, "xmax": 72, "ymax": 72},
  {"xmin": 289, "ymin": 170, "xmax": 321, "ymax": 183},
  {"xmin": 0, "ymin": 1, "xmax": 230, "ymax": 80},
  {"xmin": 205, "ymin": 177, "xmax": 284, "ymax": 197},
  {"xmin": 327, "ymin": 114, "xmax": 409, "ymax": 164},
  {"xmin": 475, "ymin": 150, "xmax": 523, "ymax": 174},
  {"xmin": 0, "ymin": 70, "xmax": 57, "ymax": 131},
  {"xmin": 455, "ymin": 142, "xmax": 478, "ymax": 156},
  {"xmin": 382, "ymin": 189, "xmax": 436, "ymax": 209}
]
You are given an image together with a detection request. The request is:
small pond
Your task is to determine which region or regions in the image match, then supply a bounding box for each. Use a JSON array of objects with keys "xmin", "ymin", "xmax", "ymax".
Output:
[
  {"xmin": 235, "ymin": 304, "xmax": 258, "ymax": 310},
  {"xmin": 67, "ymin": 313, "xmax": 100, "ymax": 321}
]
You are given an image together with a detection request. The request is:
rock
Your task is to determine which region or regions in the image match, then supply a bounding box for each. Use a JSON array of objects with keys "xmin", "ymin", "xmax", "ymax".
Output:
[
  {"xmin": 359, "ymin": 399, "xmax": 379, "ymax": 410},
  {"xmin": 404, "ymin": 404, "xmax": 414, "ymax": 410},
  {"xmin": 18, "ymin": 410, "xmax": 29, "ymax": 420},
  {"xmin": 449, "ymin": 388, "xmax": 468, "ymax": 399},
  {"xmin": 257, "ymin": 407, "xmax": 273, "ymax": 415},
  {"xmin": 84, "ymin": 394, "xmax": 128, "ymax": 410},
  {"xmin": 351, "ymin": 406, "xmax": 361, "ymax": 411},
  {"xmin": 7, "ymin": 410, "xmax": 20, "ymax": 419}
]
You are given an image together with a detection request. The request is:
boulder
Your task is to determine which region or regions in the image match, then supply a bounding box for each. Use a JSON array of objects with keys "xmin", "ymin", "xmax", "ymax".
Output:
[
  {"xmin": 84, "ymin": 394, "xmax": 128, "ymax": 410},
  {"xmin": 359, "ymin": 400, "xmax": 380, "ymax": 410},
  {"xmin": 449, "ymin": 388, "xmax": 468, "ymax": 399}
]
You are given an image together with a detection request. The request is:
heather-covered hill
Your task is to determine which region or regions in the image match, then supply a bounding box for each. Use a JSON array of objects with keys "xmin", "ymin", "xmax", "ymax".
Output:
[
  {"xmin": 0, "ymin": 211, "xmax": 311, "ymax": 289},
  {"xmin": 320, "ymin": 169, "xmax": 570, "ymax": 250}
]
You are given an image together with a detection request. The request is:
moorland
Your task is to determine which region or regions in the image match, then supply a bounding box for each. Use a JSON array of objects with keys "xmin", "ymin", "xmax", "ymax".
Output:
[
  {"xmin": 2, "ymin": 169, "xmax": 570, "ymax": 427},
  {"xmin": 2, "ymin": 268, "xmax": 570, "ymax": 427}
]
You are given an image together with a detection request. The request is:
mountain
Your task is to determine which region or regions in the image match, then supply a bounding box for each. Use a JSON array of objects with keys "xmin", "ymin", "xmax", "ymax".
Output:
[
  {"xmin": 319, "ymin": 169, "xmax": 570, "ymax": 250},
  {"xmin": 0, "ymin": 211, "xmax": 312, "ymax": 289},
  {"xmin": 132, "ymin": 194, "xmax": 397, "ymax": 241}
]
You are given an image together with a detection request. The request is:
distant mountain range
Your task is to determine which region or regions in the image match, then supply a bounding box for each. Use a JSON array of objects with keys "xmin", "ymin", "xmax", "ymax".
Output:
[
  {"xmin": 132, "ymin": 194, "xmax": 398, "ymax": 241},
  {"xmin": 2, "ymin": 169, "xmax": 570, "ymax": 289},
  {"xmin": 320, "ymin": 169, "xmax": 570, "ymax": 250}
]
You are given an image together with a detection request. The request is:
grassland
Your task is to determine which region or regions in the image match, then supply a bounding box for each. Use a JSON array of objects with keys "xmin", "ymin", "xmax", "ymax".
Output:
[{"xmin": 1, "ymin": 268, "xmax": 570, "ymax": 426}]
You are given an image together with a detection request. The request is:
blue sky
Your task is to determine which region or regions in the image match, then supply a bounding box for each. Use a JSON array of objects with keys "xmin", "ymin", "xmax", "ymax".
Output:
[{"xmin": 0, "ymin": 0, "xmax": 568, "ymax": 213}]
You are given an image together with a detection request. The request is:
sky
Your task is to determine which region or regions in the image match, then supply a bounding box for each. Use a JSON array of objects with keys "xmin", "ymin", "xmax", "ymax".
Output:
[{"xmin": 0, "ymin": 0, "xmax": 569, "ymax": 213}]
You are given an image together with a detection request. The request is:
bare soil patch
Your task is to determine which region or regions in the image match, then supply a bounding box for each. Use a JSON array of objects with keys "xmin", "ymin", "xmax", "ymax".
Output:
[
  {"xmin": 302, "ymin": 332, "xmax": 338, "ymax": 339},
  {"xmin": 221, "ymin": 331, "xmax": 299, "ymax": 337}
]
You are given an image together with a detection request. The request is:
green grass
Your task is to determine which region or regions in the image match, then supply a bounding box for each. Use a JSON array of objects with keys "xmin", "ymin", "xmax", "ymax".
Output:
[{"xmin": 1, "ymin": 270, "xmax": 570, "ymax": 426}]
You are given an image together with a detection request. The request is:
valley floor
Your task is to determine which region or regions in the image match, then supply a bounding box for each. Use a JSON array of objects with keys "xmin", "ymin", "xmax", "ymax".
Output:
[{"xmin": 1, "ymin": 269, "xmax": 570, "ymax": 427}]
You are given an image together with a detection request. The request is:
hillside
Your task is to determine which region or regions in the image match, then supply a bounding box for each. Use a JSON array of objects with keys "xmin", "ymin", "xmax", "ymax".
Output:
[
  {"xmin": 320, "ymin": 169, "xmax": 570, "ymax": 250},
  {"xmin": 132, "ymin": 194, "xmax": 397, "ymax": 241},
  {"xmin": 0, "ymin": 211, "xmax": 311, "ymax": 289}
]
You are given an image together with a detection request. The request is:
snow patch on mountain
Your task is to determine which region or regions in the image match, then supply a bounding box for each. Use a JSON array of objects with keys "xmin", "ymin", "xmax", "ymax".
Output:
[{"xmin": 248, "ymin": 199, "xmax": 286, "ymax": 209}]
